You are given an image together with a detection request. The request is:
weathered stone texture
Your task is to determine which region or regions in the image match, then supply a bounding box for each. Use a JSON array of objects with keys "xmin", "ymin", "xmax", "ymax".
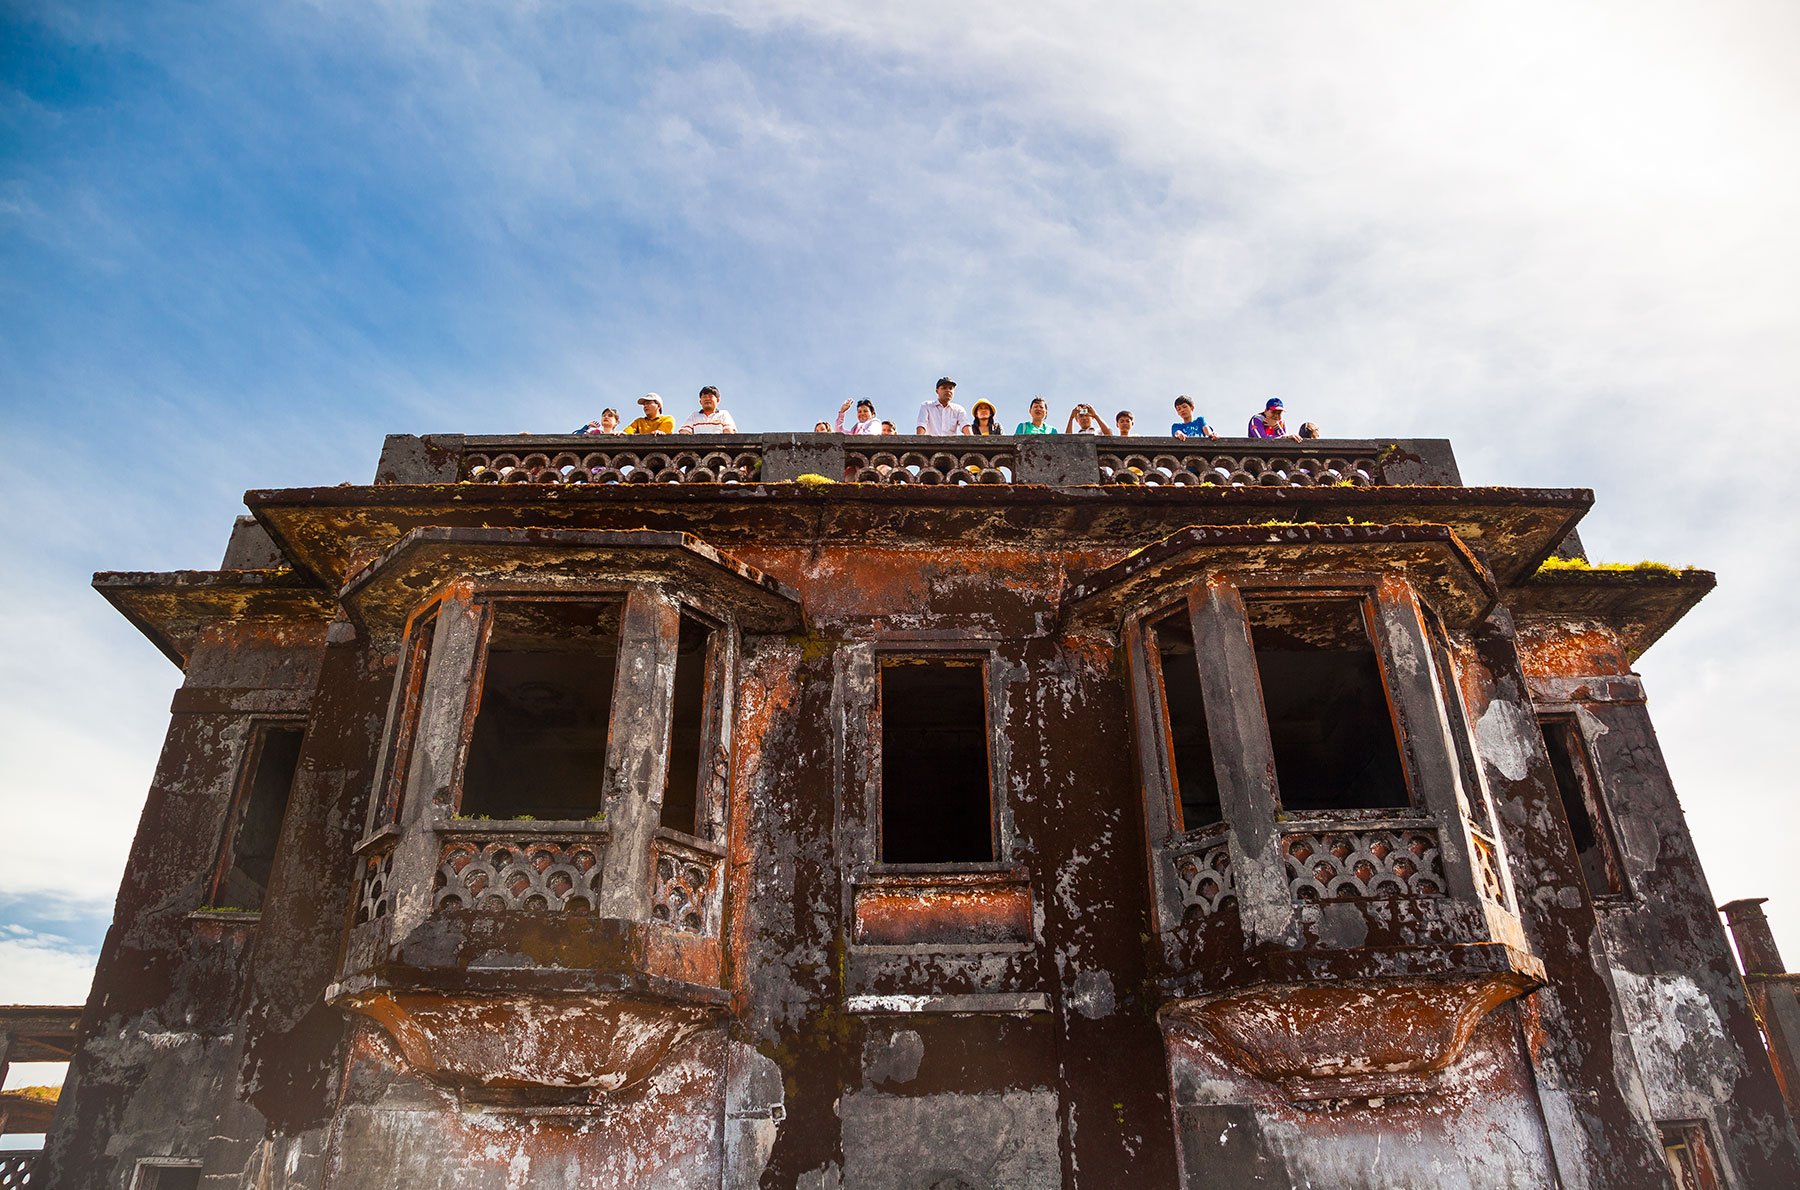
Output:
[{"xmin": 33, "ymin": 433, "xmax": 1797, "ymax": 1187}]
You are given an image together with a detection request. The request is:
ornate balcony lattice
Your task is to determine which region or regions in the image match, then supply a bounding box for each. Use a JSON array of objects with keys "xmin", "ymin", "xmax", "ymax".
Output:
[
  {"xmin": 1099, "ymin": 450, "xmax": 1377, "ymax": 487},
  {"xmin": 353, "ymin": 847, "xmax": 395, "ymax": 925},
  {"xmin": 463, "ymin": 447, "xmax": 762, "ymax": 485},
  {"xmin": 1169, "ymin": 828, "xmax": 1236, "ymax": 921},
  {"xmin": 651, "ymin": 835, "xmax": 723, "ymax": 934},
  {"xmin": 1469, "ymin": 830, "xmax": 1510, "ymax": 909},
  {"xmin": 1282, "ymin": 826, "xmax": 1445, "ymax": 901},
  {"xmin": 432, "ymin": 834, "xmax": 605, "ymax": 912},
  {"xmin": 0, "ymin": 1153, "xmax": 38, "ymax": 1189},
  {"xmin": 843, "ymin": 447, "xmax": 1017, "ymax": 484}
]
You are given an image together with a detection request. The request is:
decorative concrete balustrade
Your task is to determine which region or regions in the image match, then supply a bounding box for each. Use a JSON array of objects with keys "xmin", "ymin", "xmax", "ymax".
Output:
[{"xmin": 374, "ymin": 433, "xmax": 1462, "ymax": 488}]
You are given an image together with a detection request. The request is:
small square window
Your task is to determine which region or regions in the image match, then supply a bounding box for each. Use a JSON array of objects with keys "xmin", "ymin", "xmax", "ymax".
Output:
[{"xmin": 133, "ymin": 1162, "xmax": 203, "ymax": 1190}]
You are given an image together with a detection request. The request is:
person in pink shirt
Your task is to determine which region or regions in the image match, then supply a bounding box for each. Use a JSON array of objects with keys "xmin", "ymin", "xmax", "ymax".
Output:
[{"xmin": 1247, "ymin": 398, "xmax": 1299, "ymax": 440}]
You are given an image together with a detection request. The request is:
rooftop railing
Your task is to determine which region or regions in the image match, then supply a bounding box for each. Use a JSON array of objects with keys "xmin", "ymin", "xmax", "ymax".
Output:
[{"xmin": 374, "ymin": 434, "xmax": 1462, "ymax": 488}]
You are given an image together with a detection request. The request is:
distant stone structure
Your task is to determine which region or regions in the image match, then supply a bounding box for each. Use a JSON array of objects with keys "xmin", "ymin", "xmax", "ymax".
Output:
[{"xmin": 31, "ymin": 432, "xmax": 1800, "ymax": 1187}]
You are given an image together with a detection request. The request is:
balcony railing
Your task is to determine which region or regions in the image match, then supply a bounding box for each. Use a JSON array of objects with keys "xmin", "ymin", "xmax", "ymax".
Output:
[
  {"xmin": 1279, "ymin": 815, "xmax": 1446, "ymax": 902},
  {"xmin": 0, "ymin": 1152, "xmax": 37, "ymax": 1188},
  {"xmin": 375, "ymin": 434, "xmax": 1462, "ymax": 488},
  {"xmin": 1166, "ymin": 824, "xmax": 1236, "ymax": 921}
]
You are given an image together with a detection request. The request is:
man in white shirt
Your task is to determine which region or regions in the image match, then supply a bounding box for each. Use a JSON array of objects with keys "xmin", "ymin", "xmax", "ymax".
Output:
[
  {"xmin": 916, "ymin": 377, "xmax": 971, "ymax": 436},
  {"xmin": 1065, "ymin": 403, "xmax": 1114, "ymax": 435},
  {"xmin": 678, "ymin": 386, "xmax": 738, "ymax": 434}
]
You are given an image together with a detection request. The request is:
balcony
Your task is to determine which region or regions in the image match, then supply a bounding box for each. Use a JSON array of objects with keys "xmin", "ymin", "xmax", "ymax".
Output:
[{"xmin": 373, "ymin": 432, "xmax": 1463, "ymax": 489}]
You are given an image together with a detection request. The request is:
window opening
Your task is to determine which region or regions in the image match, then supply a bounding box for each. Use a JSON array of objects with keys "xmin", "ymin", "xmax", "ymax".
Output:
[
  {"xmin": 659, "ymin": 613, "xmax": 713, "ymax": 835},
  {"xmin": 1421, "ymin": 610, "xmax": 1497, "ymax": 832},
  {"xmin": 209, "ymin": 724, "xmax": 303, "ymax": 911},
  {"xmin": 1539, "ymin": 717, "xmax": 1627, "ymax": 897},
  {"xmin": 1247, "ymin": 597, "xmax": 1409, "ymax": 812},
  {"xmin": 1153, "ymin": 610, "xmax": 1221, "ymax": 830},
  {"xmin": 879, "ymin": 658, "xmax": 994, "ymax": 864},
  {"xmin": 374, "ymin": 610, "xmax": 436, "ymax": 830},
  {"xmin": 1659, "ymin": 1122, "xmax": 1721, "ymax": 1190},
  {"xmin": 461, "ymin": 600, "xmax": 621, "ymax": 820},
  {"xmin": 133, "ymin": 1161, "xmax": 203, "ymax": 1190}
]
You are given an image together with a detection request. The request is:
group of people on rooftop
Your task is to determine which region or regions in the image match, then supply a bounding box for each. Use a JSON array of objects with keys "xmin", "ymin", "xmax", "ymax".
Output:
[{"xmin": 574, "ymin": 378, "xmax": 1321, "ymax": 441}]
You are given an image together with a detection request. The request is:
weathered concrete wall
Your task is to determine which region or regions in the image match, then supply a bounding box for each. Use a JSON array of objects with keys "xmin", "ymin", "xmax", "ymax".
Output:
[
  {"xmin": 40, "ymin": 621, "xmax": 330, "ymax": 1189},
  {"xmin": 1165, "ymin": 1008, "xmax": 1555, "ymax": 1188},
  {"xmin": 49, "ymin": 466, "xmax": 1800, "ymax": 1187},
  {"xmin": 1516, "ymin": 617, "xmax": 1800, "ymax": 1184}
]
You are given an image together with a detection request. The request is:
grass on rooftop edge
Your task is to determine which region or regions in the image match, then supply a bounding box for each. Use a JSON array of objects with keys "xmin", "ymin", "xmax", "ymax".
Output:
[{"xmin": 1535, "ymin": 557, "xmax": 1685, "ymax": 577}]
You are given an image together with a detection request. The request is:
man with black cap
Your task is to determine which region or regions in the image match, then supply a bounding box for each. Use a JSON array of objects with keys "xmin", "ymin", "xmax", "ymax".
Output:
[
  {"xmin": 916, "ymin": 376, "xmax": 971, "ymax": 436},
  {"xmin": 626, "ymin": 394, "xmax": 674, "ymax": 435}
]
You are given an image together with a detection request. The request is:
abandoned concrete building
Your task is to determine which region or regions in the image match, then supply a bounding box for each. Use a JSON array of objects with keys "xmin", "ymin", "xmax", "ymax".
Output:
[{"xmin": 28, "ymin": 431, "xmax": 1800, "ymax": 1187}]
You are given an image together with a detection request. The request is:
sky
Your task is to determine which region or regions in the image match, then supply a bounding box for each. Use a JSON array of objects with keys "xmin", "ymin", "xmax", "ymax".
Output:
[{"xmin": 2, "ymin": 0, "xmax": 1797, "ymax": 1083}]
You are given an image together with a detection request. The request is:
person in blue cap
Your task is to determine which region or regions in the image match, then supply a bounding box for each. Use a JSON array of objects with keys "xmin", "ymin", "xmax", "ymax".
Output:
[
  {"xmin": 1170, "ymin": 395, "xmax": 1217, "ymax": 439},
  {"xmin": 1247, "ymin": 397, "xmax": 1299, "ymax": 440}
]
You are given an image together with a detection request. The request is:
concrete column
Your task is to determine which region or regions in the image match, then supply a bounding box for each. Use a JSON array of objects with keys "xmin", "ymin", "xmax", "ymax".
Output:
[
  {"xmin": 386, "ymin": 590, "xmax": 485, "ymax": 940},
  {"xmin": 596, "ymin": 586, "xmax": 682, "ymax": 919},
  {"xmin": 1187, "ymin": 579, "xmax": 1289, "ymax": 942},
  {"xmin": 1722, "ymin": 898, "xmax": 1786, "ymax": 974},
  {"xmin": 760, "ymin": 434, "xmax": 846, "ymax": 482},
  {"xmin": 1721, "ymin": 898, "xmax": 1800, "ymax": 1123},
  {"xmin": 1016, "ymin": 435, "xmax": 1099, "ymax": 486},
  {"xmin": 1366, "ymin": 577, "xmax": 1483, "ymax": 907}
]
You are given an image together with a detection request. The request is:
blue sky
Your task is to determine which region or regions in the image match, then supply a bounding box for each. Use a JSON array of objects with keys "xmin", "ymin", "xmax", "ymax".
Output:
[{"xmin": 3, "ymin": 0, "xmax": 1797, "ymax": 1040}]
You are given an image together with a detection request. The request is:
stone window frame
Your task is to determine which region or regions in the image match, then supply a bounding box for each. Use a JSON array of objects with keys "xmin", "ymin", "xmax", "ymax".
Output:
[
  {"xmin": 837, "ymin": 639, "xmax": 1031, "ymax": 956},
  {"xmin": 1127, "ymin": 571, "xmax": 1505, "ymax": 934},
  {"xmin": 201, "ymin": 713, "xmax": 307, "ymax": 916},
  {"xmin": 837, "ymin": 639, "xmax": 1021, "ymax": 876},
  {"xmin": 1535, "ymin": 709, "xmax": 1634, "ymax": 904},
  {"xmin": 359, "ymin": 581, "xmax": 737, "ymax": 855}
]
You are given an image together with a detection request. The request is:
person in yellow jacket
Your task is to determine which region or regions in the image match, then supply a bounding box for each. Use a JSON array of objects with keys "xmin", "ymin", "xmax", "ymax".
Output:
[{"xmin": 626, "ymin": 394, "xmax": 674, "ymax": 434}]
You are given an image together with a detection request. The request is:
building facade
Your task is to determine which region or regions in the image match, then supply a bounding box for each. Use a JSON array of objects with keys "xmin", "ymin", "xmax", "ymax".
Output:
[{"xmin": 36, "ymin": 433, "xmax": 1800, "ymax": 1187}]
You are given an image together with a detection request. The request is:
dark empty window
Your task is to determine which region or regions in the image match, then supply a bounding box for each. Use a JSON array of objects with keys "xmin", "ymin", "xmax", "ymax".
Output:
[
  {"xmin": 659, "ymin": 614, "xmax": 713, "ymax": 835},
  {"xmin": 135, "ymin": 1163, "xmax": 202, "ymax": 1190},
  {"xmin": 1540, "ymin": 717, "xmax": 1627, "ymax": 897},
  {"xmin": 209, "ymin": 723, "xmax": 303, "ymax": 911},
  {"xmin": 1248, "ymin": 598, "xmax": 1409, "ymax": 812},
  {"xmin": 461, "ymin": 600, "xmax": 621, "ymax": 819},
  {"xmin": 880, "ymin": 659, "xmax": 994, "ymax": 864},
  {"xmin": 1154, "ymin": 611, "xmax": 1221, "ymax": 830}
]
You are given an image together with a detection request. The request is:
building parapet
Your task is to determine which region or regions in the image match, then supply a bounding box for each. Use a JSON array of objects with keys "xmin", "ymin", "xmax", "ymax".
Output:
[{"xmin": 373, "ymin": 433, "xmax": 1463, "ymax": 488}]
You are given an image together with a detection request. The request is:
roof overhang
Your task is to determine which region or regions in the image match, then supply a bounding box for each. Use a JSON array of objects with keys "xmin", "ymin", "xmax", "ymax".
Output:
[
  {"xmin": 91, "ymin": 570, "xmax": 335, "ymax": 668},
  {"xmin": 247, "ymin": 483, "xmax": 1591, "ymax": 593},
  {"xmin": 340, "ymin": 527, "xmax": 805, "ymax": 637},
  {"xmin": 1510, "ymin": 567, "xmax": 1715, "ymax": 661},
  {"xmin": 1062, "ymin": 523, "xmax": 1498, "ymax": 630}
]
